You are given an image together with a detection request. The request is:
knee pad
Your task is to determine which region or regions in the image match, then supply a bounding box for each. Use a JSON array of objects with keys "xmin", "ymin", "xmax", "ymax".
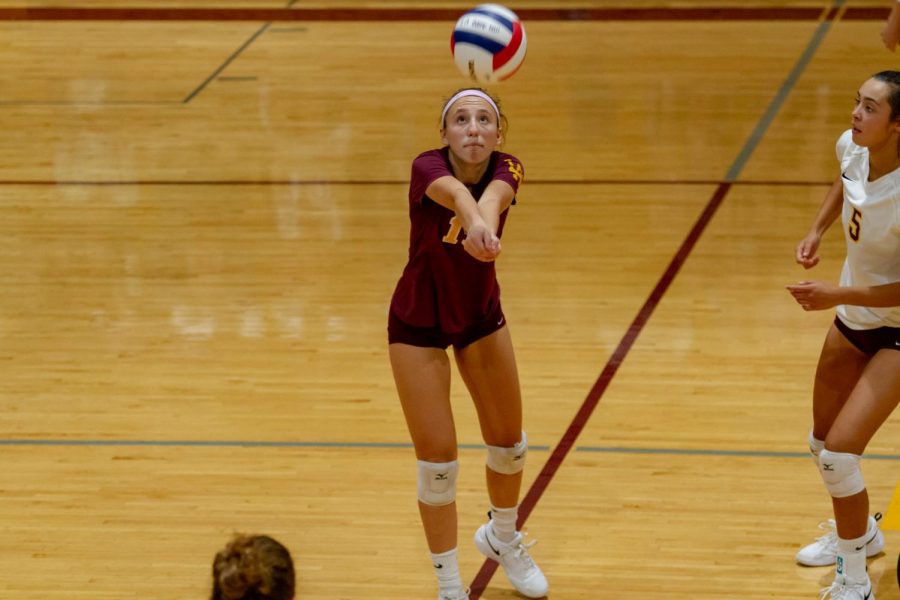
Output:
[
  {"xmin": 818, "ymin": 449, "xmax": 865, "ymax": 498},
  {"xmin": 808, "ymin": 431, "xmax": 825, "ymax": 467},
  {"xmin": 417, "ymin": 460, "xmax": 459, "ymax": 506},
  {"xmin": 486, "ymin": 431, "xmax": 527, "ymax": 475}
]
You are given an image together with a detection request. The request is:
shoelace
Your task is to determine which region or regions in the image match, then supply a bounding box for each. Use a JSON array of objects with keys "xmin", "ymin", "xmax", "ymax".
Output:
[
  {"xmin": 812, "ymin": 519, "xmax": 838, "ymax": 548},
  {"xmin": 819, "ymin": 581, "xmax": 868, "ymax": 600},
  {"xmin": 510, "ymin": 533, "xmax": 538, "ymax": 568}
]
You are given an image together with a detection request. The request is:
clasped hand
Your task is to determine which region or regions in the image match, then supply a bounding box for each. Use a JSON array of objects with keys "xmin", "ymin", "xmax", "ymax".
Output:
[{"xmin": 463, "ymin": 222, "xmax": 501, "ymax": 262}]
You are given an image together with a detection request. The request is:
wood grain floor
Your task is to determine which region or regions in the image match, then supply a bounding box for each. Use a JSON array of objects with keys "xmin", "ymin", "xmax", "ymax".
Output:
[{"xmin": 0, "ymin": 3, "xmax": 897, "ymax": 599}]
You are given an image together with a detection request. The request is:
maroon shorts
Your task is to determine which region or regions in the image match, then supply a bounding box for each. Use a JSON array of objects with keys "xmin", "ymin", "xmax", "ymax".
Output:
[
  {"xmin": 388, "ymin": 302, "xmax": 506, "ymax": 350},
  {"xmin": 834, "ymin": 316, "xmax": 900, "ymax": 356}
]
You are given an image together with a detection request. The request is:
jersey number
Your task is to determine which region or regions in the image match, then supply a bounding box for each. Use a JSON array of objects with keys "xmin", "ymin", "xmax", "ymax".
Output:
[
  {"xmin": 442, "ymin": 216, "xmax": 463, "ymax": 244},
  {"xmin": 848, "ymin": 207, "xmax": 862, "ymax": 242}
]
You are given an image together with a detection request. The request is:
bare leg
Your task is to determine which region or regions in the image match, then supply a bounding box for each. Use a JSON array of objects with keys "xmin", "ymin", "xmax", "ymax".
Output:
[
  {"xmin": 455, "ymin": 325, "xmax": 524, "ymax": 508},
  {"xmin": 810, "ymin": 324, "xmax": 869, "ymax": 442},
  {"xmin": 825, "ymin": 348, "xmax": 900, "ymax": 539},
  {"xmin": 389, "ymin": 342, "xmax": 458, "ymax": 552}
]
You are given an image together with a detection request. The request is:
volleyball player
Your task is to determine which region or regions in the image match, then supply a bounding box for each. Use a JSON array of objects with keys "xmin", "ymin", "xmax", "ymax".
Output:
[
  {"xmin": 387, "ymin": 88, "xmax": 548, "ymax": 600},
  {"xmin": 788, "ymin": 71, "xmax": 900, "ymax": 599}
]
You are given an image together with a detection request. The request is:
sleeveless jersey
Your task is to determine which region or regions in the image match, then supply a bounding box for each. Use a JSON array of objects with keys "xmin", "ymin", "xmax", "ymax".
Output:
[
  {"xmin": 390, "ymin": 148, "xmax": 524, "ymax": 333},
  {"xmin": 834, "ymin": 129, "xmax": 900, "ymax": 329}
]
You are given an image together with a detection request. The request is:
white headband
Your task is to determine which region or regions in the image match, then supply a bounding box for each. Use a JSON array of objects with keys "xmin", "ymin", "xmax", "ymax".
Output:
[{"xmin": 440, "ymin": 89, "xmax": 500, "ymax": 126}]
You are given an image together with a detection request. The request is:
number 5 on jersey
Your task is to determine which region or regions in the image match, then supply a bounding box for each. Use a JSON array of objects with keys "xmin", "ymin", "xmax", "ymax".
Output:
[{"xmin": 848, "ymin": 207, "xmax": 862, "ymax": 242}]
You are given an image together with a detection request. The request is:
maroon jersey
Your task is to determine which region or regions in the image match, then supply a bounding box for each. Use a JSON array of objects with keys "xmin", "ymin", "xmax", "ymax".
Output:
[{"xmin": 390, "ymin": 147, "xmax": 524, "ymax": 333}]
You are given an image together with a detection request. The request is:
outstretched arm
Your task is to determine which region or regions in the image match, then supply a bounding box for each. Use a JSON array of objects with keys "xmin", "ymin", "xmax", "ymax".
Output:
[
  {"xmin": 425, "ymin": 175, "xmax": 497, "ymax": 261},
  {"xmin": 464, "ymin": 179, "xmax": 516, "ymax": 262}
]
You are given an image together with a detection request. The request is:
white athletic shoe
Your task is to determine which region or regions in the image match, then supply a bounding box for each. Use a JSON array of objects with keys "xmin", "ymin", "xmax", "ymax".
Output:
[
  {"xmin": 438, "ymin": 587, "xmax": 470, "ymax": 600},
  {"xmin": 819, "ymin": 577, "xmax": 873, "ymax": 599},
  {"xmin": 796, "ymin": 513, "xmax": 884, "ymax": 567},
  {"xmin": 474, "ymin": 520, "xmax": 548, "ymax": 598}
]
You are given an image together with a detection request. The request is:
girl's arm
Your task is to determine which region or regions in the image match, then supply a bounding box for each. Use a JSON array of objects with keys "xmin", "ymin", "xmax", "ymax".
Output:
[
  {"xmin": 796, "ymin": 176, "xmax": 844, "ymax": 269},
  {"xmin": 425, "ymin": 175, "xmax": 498, "ymax": 260},
  {"xmin": 786, "ymin": 281, "xmax": 900, "ymax": 311}
]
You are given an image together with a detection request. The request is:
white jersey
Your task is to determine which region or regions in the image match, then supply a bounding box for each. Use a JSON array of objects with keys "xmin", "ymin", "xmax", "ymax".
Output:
[{"xmin": 834, "ymin": 129, "xmax": 900, "ymax": 329}]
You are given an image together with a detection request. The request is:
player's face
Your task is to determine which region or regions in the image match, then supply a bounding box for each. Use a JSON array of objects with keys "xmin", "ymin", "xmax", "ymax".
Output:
[
  {"xmin": 441, "ymin": 97, "xmax": 502, "ymax": 165},
  {"xmin": 851, "ymin": 78, "xmax": 900, "ymax": 149}
]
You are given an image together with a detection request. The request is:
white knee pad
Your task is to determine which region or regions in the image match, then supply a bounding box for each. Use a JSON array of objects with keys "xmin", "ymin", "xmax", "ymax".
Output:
[
  {"xmin": 808, "ymin": 431, "xmax": 825, "ymax": 467},
  {"xmin": 417, "ymin": 460, "xmax": 459, "ymax": 506},
  {"xmin": 818, "ymin": 449, "xmax": 865, "ymax": 498},
  {"xmin": 486, "ymin": 432, "xmax": 527, "ymax": 475}
]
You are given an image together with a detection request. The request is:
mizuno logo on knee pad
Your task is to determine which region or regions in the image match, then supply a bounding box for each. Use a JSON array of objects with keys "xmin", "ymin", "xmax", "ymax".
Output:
[
  {"xmin": 818, "ymin": 450, "xmax": 864, "ymax": 498},
  {"xmin": 417, "ymin": 459, "xmax": 459, "ymax": 506},
  {"xmin": 486, "ymin": 432, "xmax": 528, "ymax": 475}
]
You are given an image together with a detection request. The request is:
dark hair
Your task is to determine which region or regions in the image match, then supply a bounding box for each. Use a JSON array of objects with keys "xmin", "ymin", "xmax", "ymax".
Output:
[
  {"xmin": 872, "ymin": 70, "xmax": 900, "ymax": 120},
  {"xmin": 440, "ymin": 87, "xmax": 509, "ymax": 136},
  {"xmin": 211, "ymin": 534, "xmax": 295, "ymax": 600}
]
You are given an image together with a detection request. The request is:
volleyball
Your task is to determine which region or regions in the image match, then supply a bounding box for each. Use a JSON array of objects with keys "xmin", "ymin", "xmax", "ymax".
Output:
[{"xmin": 450, "ymin": 4, "xmax": 527, "ymax": 84}]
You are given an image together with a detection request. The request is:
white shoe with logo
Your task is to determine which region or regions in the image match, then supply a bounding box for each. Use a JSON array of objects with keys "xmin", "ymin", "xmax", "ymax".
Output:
[
  {"xmin": 438, "ymin": 587, "xmax": 470, "ymax": 600},
  {"xmin": 474, "ymin": 520, "xmax": 548, "ymax": 598},
  {"xmin": 819, "ymin": 576, "xmax": 873, "ymax": 599},
  {"xmin": 797, "ymin": 513, "xmax": 884, "ymax": 567}
]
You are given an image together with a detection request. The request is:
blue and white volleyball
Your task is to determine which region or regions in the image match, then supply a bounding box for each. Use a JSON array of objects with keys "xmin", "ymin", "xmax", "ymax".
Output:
[{"xmin": 450, "ymin": 4, "xmax": 527, "ymax": 84}]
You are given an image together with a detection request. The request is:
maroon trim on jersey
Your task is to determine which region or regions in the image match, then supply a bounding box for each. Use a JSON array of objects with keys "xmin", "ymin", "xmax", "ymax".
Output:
[{"xmin": 390, "ymin": 149, "xmax": 523, "ymax": 333}]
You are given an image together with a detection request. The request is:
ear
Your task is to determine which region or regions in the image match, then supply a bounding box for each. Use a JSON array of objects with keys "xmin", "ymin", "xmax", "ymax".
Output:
[{"xmin": 440, "ymin": 129, "xmax": 448, "ymax": 146}]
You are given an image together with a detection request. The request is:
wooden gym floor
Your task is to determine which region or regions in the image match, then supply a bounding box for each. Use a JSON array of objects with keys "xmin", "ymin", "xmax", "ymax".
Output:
[{"xmin": 0, "ymin": 1, "xmax": 898, "ymax": 598}]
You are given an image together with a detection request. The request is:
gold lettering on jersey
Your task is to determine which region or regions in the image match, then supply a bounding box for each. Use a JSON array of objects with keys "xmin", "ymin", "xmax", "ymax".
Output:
[
  {"xmin": 504, "ymin": 159, "xmax": 523, "ymax": 183},
  {"xmin": 442, "ymin": 215, "xmax": 463, "ymax": 244},
  {"xmin": 848, "ymin": 207, "xmax": 862, "ymax": 242}
]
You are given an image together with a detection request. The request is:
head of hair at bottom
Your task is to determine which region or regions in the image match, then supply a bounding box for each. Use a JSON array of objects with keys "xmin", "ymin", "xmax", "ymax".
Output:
[{"xmin": 211, "ymin": 534, "xmax": 295, "ymax": 600}]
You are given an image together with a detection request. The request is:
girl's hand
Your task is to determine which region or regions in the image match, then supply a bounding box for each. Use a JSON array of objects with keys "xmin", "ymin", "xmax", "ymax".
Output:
[
  {"xmin": 463, "ymin": 222, "xmax": 501, "ymax": 262},
  {"xmin": 795, "ymin": 232, "xmax": 822, "ymax": 269},
  {"xmin": 786, "ymin": 280, "xmax": 841, "ymax": 311}
]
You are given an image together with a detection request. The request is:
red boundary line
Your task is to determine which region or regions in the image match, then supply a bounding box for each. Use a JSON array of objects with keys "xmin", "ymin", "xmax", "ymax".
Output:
[
  {"xmin": 0, "ymin": 7, "xmax": 888, "ymax": 21},
  {"xmin": 467, "ymin": 182, "xmax": 733, "ymax": 598}
]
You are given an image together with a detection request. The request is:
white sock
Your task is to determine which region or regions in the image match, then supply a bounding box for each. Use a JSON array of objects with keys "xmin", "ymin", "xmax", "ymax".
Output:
[
  {"xmin": 836, "ymin": 533, "xmax": 869, "ymax": 585},
  {"xmin": 490, "ymin": 505, "xmax": 518, "ymax": 543},
  {"xmin": 431, "ymin": 548, "xmax": 464, "ymax": 595}
]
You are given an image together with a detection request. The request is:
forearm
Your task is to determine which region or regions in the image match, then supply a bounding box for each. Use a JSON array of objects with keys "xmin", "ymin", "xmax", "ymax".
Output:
[
  {"xmin": 807, "ymin": 177, "xmax": 844, "ymax": 237},
  {"xmin": 836, "ymin": 281, "xmax": 900, "ymax": 308},
  {"xmin": 425, "ymin": 176, "xmax": 486, "ymax": 231},
  {"xmin": 449, "ymin": 187, "xmax": 487, "ymax": 231},
  {"xmin": 890, "ymin": 1, "xmax": 900, "ymax": 25},
  {"xmin": 477, "ymin": 180, "xmax": 515, "ymax": 233}
]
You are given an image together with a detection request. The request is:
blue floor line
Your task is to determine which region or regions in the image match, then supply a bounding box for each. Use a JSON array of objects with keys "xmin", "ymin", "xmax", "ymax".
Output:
[
  {"xmin": 4, "ymin": 439, "xmax": 898, "ymax": 460},
  {"xmin": 0, "ymin": 439, "xmax": 551, "ymax": 450}
]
